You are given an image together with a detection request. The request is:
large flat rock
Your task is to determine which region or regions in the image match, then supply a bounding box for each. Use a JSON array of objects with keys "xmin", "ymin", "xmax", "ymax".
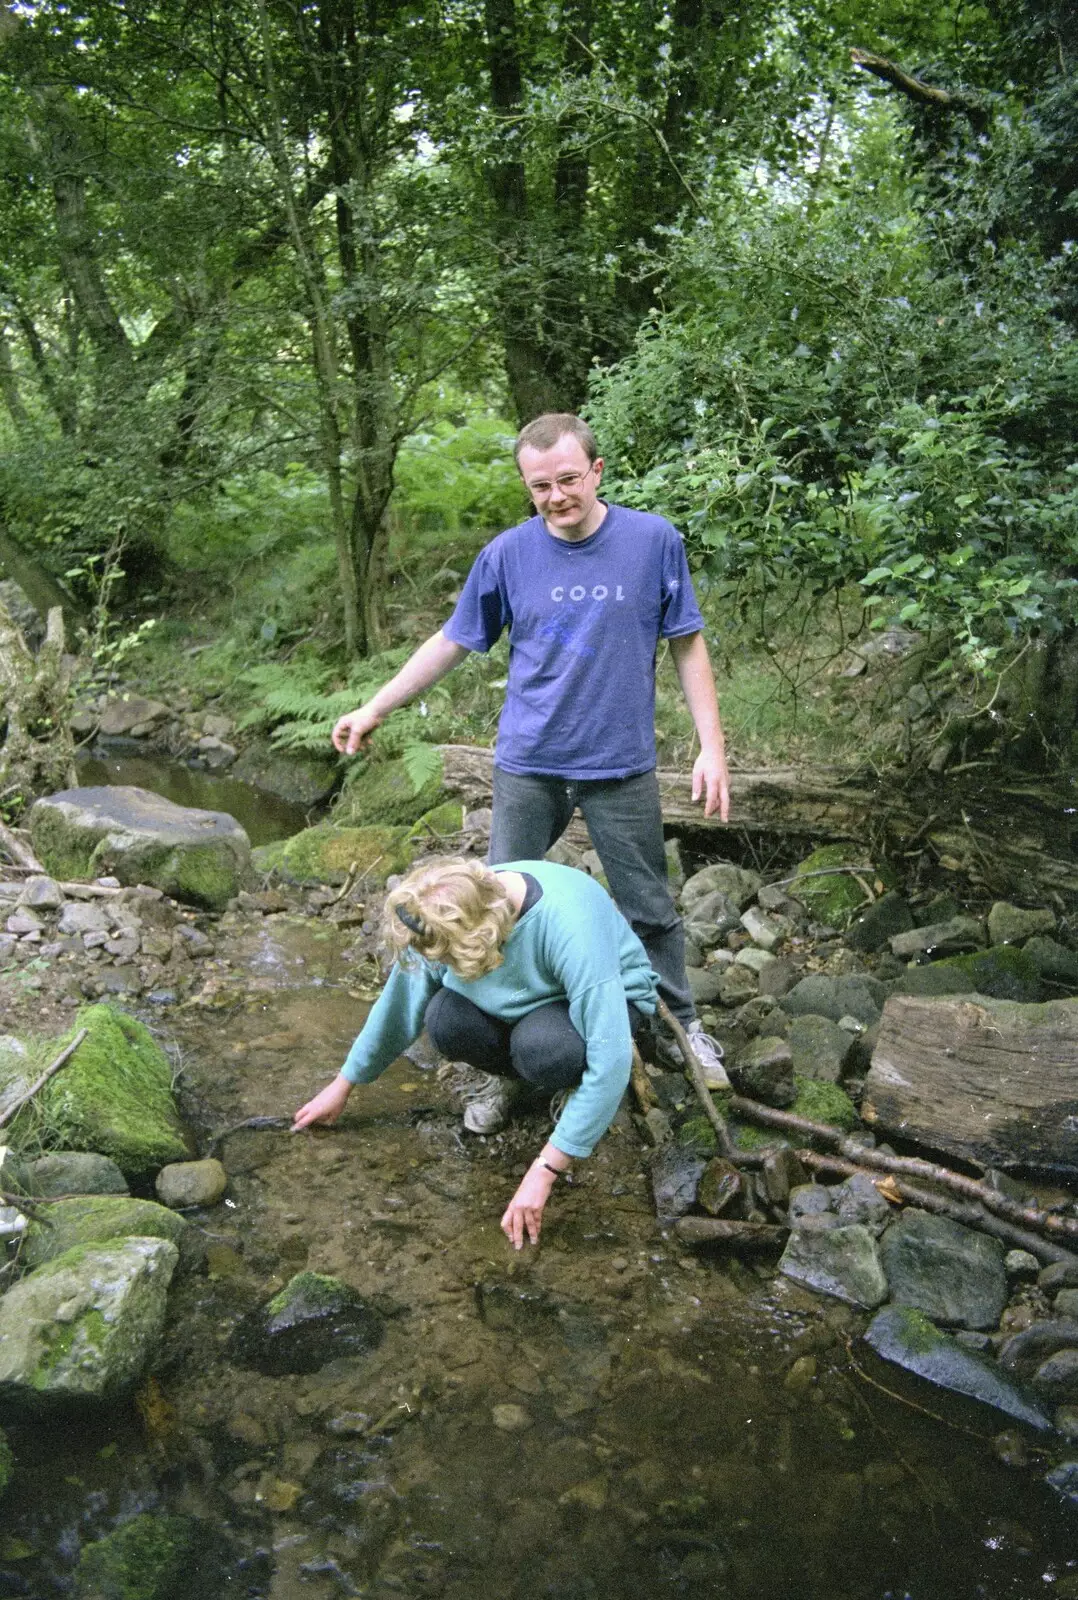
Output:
[
  {"xmin": 29, "ymin": 786, "xmax": 251, "ymax": 909},
  {"xmin": 862, "ymin": 993, "xmax": 1078, "ymax": 1176}
]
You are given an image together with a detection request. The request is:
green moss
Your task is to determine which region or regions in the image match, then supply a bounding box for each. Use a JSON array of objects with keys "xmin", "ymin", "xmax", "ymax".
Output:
[
  {"xmin": 0, "ymin": 1427, "xmax": 12, "ymax": 1497},
  {"xmin": 15, "ymin": 1005, "xmax": 191, "ymax": 1179},
  {"xmin": 23, "ymin": 1196, "xmax": 188, "ymax": 1269},
  {"xmin": 338, "ymin": 755, "xmax": 447, "ymax": 829},
  {"xmin": 74, "ymin": 1512, "xmax": 195, "ymax": 1600},
  {"xmin": 887, "ymin": 1304, "xmax": 943, "ymax": 1357},
  {"xmin": 266, "ymin": 1270, "xmax": 350, "ymax": 1318},
  {"xmin": 33, "ymin": 1308, "xmax": 109, "ymax": 1388},
  {"xmin": 937, "ymin": 945, "xmax": 1042, "ymax": 1003},
  {"xmin": 677, "ymin": 1116, "xmax": 719, "ymax": 1155},
  {"xmin": 408, "ymin": 800, "xmax": 467, "ymax": 841},
  {"xmin": 256, "ymin": 823, "xmax": 413, "ymax": 886},
  {"xmin": 789, "ymin": 1076, "xmax": 860, "ymax": 1131},
  {"xmin": 789, "ymin": 844, "xmax": 895, "ymax": 930},
  {"xmin": 29, "ymin": 806, "xmax": 96, "ymax": 882},
  {"xmin": 168, "ymin": 844, "xmax": 243, "ymax": 911}
]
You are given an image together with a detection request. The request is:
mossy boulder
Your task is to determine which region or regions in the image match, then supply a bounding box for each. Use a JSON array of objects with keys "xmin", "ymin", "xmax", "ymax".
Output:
[
  {"xmin": 788, "ymin": 845, "xmax": 891, "ymax": 930},
  {"xmin": 28, "ymin": 787, "xmax": 251, "ymax": 910},
  {"xmin": 789, "ymin": 1076, "xmax": 860, "ymax": 1131},
  {"xmin": 5, "ymin": 1005, "xmax": 193, "ymax": 1179},
  {"xmin": 0, "ymin": 1236, "xmax": 179, "ymax": 1406},
  {"xmin": 337, "ymin": 754, "xmax": 447, "ymax": 829},
  {"xmin": 74, "ymin": 1512, "xmax": 198, "ymax": 1600},
  {"xmin": 231, "ymin": 1269, "xmax": 385, "ymax": 1376},
  {"xmin": 22, "ymin": 1195, "xmax": 191, "ymax": 1270},
  {"xmin": 0, "ymin": 1426, "xmax": 12, "ymax": 1496},
  {"xmin": 935, "ymin": 945, "xmax": 1042, "ymax": 1003},
  {"xmin": 231, "ymin": 739, "xmax": 340, "ymax": 805},
  {"xmin": 251, "ymin": 822, "xmax": 413, "ymax": 886},
  {"xmin": 408, "ymin": 800, "xmax": 467, "ymax": 841}
]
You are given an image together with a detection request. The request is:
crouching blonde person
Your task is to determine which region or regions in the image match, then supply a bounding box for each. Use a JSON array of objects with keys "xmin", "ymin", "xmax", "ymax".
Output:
[{"xmin": 292, "ymin": 855, "xmax": 658, "ymax": 1249}]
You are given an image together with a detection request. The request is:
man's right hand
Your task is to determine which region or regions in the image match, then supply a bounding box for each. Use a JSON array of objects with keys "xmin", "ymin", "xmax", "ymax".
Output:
[{"xmin": 332, "ymin": 705, "xmax": 382, "ymax": 756}]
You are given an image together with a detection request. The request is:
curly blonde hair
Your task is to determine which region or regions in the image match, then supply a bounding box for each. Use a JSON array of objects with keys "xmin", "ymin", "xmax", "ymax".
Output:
[{"xmin": 382, "ymin": 856, "xmax": 517, "ymax": 981}]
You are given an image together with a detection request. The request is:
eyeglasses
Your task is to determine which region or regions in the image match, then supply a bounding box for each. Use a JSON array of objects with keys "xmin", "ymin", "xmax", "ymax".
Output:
[{"xmin": 525, "ymin": 464, "xmax": 597, "ymax": 499}]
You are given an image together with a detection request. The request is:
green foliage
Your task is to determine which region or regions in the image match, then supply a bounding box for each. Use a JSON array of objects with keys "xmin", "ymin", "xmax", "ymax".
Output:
[{"xmin": 391, "ymin": 409, "xmax": 524, "ymax": 539}]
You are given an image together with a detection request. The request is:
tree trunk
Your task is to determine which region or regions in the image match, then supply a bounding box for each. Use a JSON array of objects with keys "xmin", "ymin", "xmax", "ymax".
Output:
[{"xmin": 0, "ymin": 599, "xmax": 76, "ymax": 816}]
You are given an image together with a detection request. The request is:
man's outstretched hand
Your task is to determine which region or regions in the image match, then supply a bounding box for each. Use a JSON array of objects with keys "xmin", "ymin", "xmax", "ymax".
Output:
[
  {"xmin": 332, "ymin": 706, "xmax": 381, "ymax": 757},
  {"xmin": 691, "ymin": 746, "xmax": 730, "ymax": 822}
]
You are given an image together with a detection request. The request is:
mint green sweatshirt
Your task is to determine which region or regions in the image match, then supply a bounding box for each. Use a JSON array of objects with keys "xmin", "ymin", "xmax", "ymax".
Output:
[{"xmin": 341, "ymin": 859, "xmax": 658, "ymax": 1157}]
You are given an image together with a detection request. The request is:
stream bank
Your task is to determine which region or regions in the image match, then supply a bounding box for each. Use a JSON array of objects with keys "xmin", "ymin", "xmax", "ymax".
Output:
[{"xmin": 3, "ymin": 792, "xmax": 1078, "ymax": 1598}]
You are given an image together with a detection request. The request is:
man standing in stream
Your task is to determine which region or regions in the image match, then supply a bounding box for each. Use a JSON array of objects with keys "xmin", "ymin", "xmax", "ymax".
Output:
[{"xmin": 331, "ymin": 412, "xmax": 732, "ymax": 1130}]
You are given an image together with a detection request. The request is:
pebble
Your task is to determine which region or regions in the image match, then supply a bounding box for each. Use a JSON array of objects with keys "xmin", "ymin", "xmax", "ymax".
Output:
[{"xmin": 492, "ymin": 1403, "xmax": 533, "ymax": 1432}]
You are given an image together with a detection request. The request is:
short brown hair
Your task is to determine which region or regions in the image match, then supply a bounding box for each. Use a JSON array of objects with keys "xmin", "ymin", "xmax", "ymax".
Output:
[
  {"xmin": 514, "ymin": 413, "xmax": 599, "ymax": 467},
  {"xmin": 382, "ymin": 856, "xmax": 516, "ymax": 981}
]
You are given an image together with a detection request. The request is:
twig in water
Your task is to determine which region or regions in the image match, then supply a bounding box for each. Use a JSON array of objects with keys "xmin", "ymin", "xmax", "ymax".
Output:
[{"xmin": 0, "ymin": 1027, "xmax": 88, "ymax": 1130}]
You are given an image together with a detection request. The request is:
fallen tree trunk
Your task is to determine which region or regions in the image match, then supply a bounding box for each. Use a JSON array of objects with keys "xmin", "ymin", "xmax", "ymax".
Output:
[{"xmin": 862, "ymin": 995, "xmax": 1078, "ymax": 1179}]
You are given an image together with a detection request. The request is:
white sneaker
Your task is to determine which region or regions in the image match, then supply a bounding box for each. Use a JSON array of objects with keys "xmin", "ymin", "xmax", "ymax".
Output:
[
  {"xmin": 436, "ymin": 1062, "xmax": 513, "ymax": 1134},
  {"xmin": 683, "ymin": 1021, "xmax": 731, "ymax": 1091}
]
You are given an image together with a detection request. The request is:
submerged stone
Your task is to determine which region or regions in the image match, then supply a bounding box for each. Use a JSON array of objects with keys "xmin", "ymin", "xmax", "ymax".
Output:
[
  {"xmin": 336, "ymin": 754, "xmax": 447, "ymax": 828},
  {"xmin": 231, "ymin": 1270, "xmax": 385, "ymax": 1376},
  {"xmin": 73, "ymin": 1512, "xmax": 206, "ymax": 1600},
  {"xmin": 864, "ymin": 1305, "xmax": 1052, "ymax": 1431},
  {"xmin": 779, "ymin": 1222, "xmax": 888, "ymax": 1308},
  {"xmin": 650, "ymin": 1143, "xmax": 707, "ymax": 1223}
]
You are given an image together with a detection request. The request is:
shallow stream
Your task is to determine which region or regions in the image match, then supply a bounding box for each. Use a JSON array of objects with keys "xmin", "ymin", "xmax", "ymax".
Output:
[{"xmin": 4, "ymin": 911, "xmax": 1078, "ymax": 1599}]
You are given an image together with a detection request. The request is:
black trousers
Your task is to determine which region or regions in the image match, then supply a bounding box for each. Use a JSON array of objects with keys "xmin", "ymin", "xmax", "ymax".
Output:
[{"xmin": 425, "ymin": 987, "xmax": 644, "ymax": 1092}]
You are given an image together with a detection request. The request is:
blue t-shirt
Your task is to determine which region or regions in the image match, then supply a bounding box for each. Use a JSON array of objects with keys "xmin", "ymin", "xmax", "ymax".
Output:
[{"xmin": 443, "ymin": 504, "xmax": 705, "ymax": 780}]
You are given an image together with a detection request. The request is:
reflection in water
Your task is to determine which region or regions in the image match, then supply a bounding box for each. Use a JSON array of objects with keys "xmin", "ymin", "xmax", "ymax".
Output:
[{"xmin": 75, "ymin": 752, "xmax": 314, "ymax": 846}]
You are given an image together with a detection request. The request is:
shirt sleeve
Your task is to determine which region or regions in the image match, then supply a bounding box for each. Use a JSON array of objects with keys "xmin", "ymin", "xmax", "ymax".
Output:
[
  {"xmin": 550, "ymin": 977, "xmax": 634, "ymax": 1158},
  {"xmin": 341, "ymin": 961, "xmax": 443, "ymax": 1084},
  {"xmin": 443, "ymin": 543, "xmax": 512, "ymax": 654},
  {"xmin": 659, "ymin": 524, "xmax": 705, "ymax": 639}
]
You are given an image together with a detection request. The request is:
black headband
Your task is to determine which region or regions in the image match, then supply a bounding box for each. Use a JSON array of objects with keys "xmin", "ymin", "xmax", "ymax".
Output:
[{"xmin": 395, "ymin": 904, "xmax": 426, "ymax": 938}]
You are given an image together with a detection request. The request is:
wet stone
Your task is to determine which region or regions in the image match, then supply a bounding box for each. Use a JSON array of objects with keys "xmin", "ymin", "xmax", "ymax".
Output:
[
  {"xmin": 1005, "ymin": 1250, "xmax": 1041, "ymax": 1281},
  {"xmin": 880, "ymin": 1209, "xmax": 1007, "ymax": 1330},
  {"xmin": 231, "ymin": 1271, "xmax": 386, "ymax": 1376},
  {"xmin": 845, "ymin": 891, "xmax": 914, "ymax": 953},
  {"xmin": 761, "ymin": 1148, "xmax": 806, "ymax": 1207},
  {"xmin": 697, "ymin": 1158, "xmax": 743, "ymax": 1216},
  {"xmin": 865, "ymin": 1305, "xmax": 1052, "ymax": 1431},
  {"xmin": 987, "ymin": 902, "xmax": 1055, "ymax": 947},
  {"xmin": 998, "ymin": 1320, "xmax": 1078, "ymax": 1382},
  {"xmin": 779, "ymin": 1222, "xmax": 888, "ymax": 1309},
  {"xmin": 890, "ymin": 916, "xmax": 985, "ymax": 959},
  {"xmin": 17, "ymin": 875, "xmax": 63, "ymax": 909},
  {"xmin": 650, "ymin": 1143, "xmax": 708, "ymax": 1223},
  {"xmin": 492, "ymin": 1403, "xmax": 534, "ymax": 1432},
  {"xmin": 28, "ymin": 1151, "xmax": 129, "ymax": 1196},
  {"xmin": 1032, "ymin": 1348, "xmax": 1078, "ymax": 1404},
  {"xmin": 787, "ymin": 1014, "xmax": 853, "ymax": 1083},
  {"xmin": 831, "ymin": 1171, "xmax": 891, "ymax": 1233},
  {"xmin": 733, "ymin": 1035, "xmax": 794, "ymax": 1107},
  {"xmin": 789, "ymin": 1183, "xmax": 833, "ymax": 1218},
  {"xmin": 155, "ymin": 1158, "xmax": 228, "ymax": 1208}
]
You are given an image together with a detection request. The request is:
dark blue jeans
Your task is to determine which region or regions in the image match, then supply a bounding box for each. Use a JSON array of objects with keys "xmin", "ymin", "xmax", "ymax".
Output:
[
  {"xmin": 488, "ymin": 766, "xmax": 695, "ymax": 1026},
  {"xmin": 425, "ymin": 986, "xmax": 645, "ymax": 1090}
]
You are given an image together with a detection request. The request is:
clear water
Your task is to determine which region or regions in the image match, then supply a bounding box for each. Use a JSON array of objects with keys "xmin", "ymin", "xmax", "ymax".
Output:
[{"xmin": 4, "ymin": 915, "xmax": 1077, "ymax": 1600}]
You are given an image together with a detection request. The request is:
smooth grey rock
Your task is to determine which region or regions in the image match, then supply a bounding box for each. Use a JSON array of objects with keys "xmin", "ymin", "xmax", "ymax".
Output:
[
  {"xmin": 1040, "ymin": 1262, "xmax": 1078, "ymax": 1293},
  {"xmin": 789, "ymin": 1183, "xmax": 833, "ymax": 1218},
  {"xmin": 846, "ymin": 892, "xmax": 915, "ymax": 953},
  {"xmin": 717, "ymin": 965, "xmax": 759, "ymax": 1006},
  {"xmin": 58, "ymin": 902, "xmax": 112, "ymax": 937},
  {"xmin": 734, "ymin": 946, "xmax": 776, "ymax": 974},
  {"xmin": 5, "ymin": 909, "xmax": 42, "ymax": 936},
  {"xmin": 734, "ymin": 1035, "xmax": 794, "ymax": 1106},
  {"xmin": 761, "ymin": 1148, "xmax": 806, "ymax": 1207},
  {"xmin": 1046, "ymin": 1461, "xmax": 1078, "ymax": 1501},
  {"xmin": 681, "ymin": 863, "xmax": 762, "ymax": 913},
  {"xmin": 779, "ymin": 1223, "xmax": 888, "ymax": 1308},
  {"xmin": 1032, "ymin": 1348, "xmax": 1078, "ymax": 1404},
  {"xmin": 779, "ymin": 974, "xmax": 885, "ymax": 1026},
  {"xmin": 98, "ymin": 695, "xmax": 170, "ymax": 736},
  {"xmin": 155, "ymin": 1158, "xmax": 227, "ymax": 1209},
  {"xmin": 28, "ymin": 1152, "xmax": 129, "ymax": 1197},
  {"xmin": 998, "ymin": 1320, "xmax": 1078, "ymax": 1380},
  {"xmin": 1023, "ymin": 937, "xmax": 1078, "ymax": 987},
  {"xmin": 880, "ymin": 1208, "xmax": 1007, "ymax": 1330},
  {"xmin": 685, "ymin": 889, "xmax": 744, "ymax": 939},
  {"xmin": 18, "ymin": 876, "xmax": 64, "ymax": 910},
  {"xmin": 650, "ymin": 1143, "xmax": 708, "ymax": 1223},
  {"xmin": 757, "ymin": 959, "xmax": 801, "ymax": 999},
  {"xmin": 740, "ymin": 907, "xmax": 793, "ymax": 952},
  {"xmin": 864, "ymin": 1305, "xmax": 1051, "ymax": 1430},
  {"xmin": 687, "ymin": 967, "xmax": 724, "ymax": 1004},
  {"xmin": 788, "ymin": 1014, "xmax": 853, "ymax": 1083},
  {"xmin": 831, "ymin": 1171, "xmax": 891, "ymax": 1232},
  {"xmin": 731, "ymin": 995, "xmax": 787, "ymax": 1037},
  {"xmin": 987, "ymin": 902, "xmax": 1055, "ymax": 947},
  {"xmin": 890, "ymin": 917, "xmax": 985, "ymax": 959},
  {"xmin": 29, "ymin": 787, "xmax": 251, "ymax": 911},
  {"xmin": 1004, "ymin": 1250, "xmax": 1041, "ymax": 1281},
  {"xmin": 1055, "ymin": 1290, "xmax": 1078, "ymax": 1319},
  {"xmin": 0, "ymin": 1236, "xmax": 178, "ymax": 1405}
]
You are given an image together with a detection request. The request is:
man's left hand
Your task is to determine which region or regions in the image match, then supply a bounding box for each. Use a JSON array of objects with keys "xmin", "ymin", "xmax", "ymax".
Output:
[{"xmin": 692, "ymin": 747, "xmax": 730, "ymax": 822}]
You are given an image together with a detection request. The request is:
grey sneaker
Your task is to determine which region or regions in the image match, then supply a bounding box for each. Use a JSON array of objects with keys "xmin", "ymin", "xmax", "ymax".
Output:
[
  {"xmin": 436, "ymin": 1062, "xmax": 512, "ymax": 1134},
  {"xmin": 549, "ymin": 1087, "xmax": 573, "ymax": 1124},
  {"xmin": 682, "ymin": 1021, "xmax": 730, "ymax": 1091}
]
